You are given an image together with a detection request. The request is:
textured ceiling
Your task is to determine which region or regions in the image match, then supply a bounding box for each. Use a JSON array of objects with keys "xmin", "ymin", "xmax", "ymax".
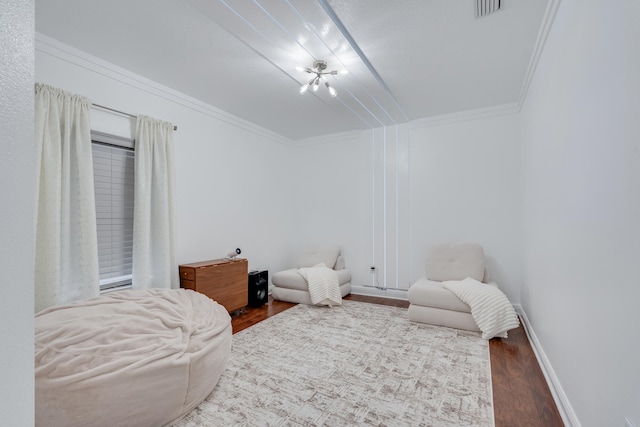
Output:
[{"xmin": 35, "ymin": 0, "xmax": 549, "ymax": 140}]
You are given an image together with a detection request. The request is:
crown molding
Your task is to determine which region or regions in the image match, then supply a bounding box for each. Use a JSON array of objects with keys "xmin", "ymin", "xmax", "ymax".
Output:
[
  {"xmin": 35, "ymin": 33, "xmax": 294, "ymax": 147},
  {"xmin": 293, "ymin": 128, "xmax": 365, "ymax": 148},
  {"xmin": 410, "ymin": 0, "xmax": 562, "ymax": 131},
  {"xmin": 517, "ymin": 0, "xmax": 562, "ymax": 108},
  {"xmin": 34, "ymin": 0, "xmax": 560, "ymax": 149},
  {"xmin": 410, "ymin": 102, "xmax": 520, "ymax": 129}
]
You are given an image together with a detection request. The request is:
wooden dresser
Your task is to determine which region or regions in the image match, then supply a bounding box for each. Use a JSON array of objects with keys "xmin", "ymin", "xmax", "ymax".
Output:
[{"xmin": 179, "ymin": 258, "xmax": 248, "ymax": 313}]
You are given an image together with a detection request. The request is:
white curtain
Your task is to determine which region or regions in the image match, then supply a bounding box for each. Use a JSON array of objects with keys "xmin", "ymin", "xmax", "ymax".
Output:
[
  {"xmin": 34, "ymin": 84, "xmax": 99, "ymax": 312},
  {"xmin": 132, "ymin": 115, "xmax": 177, "ymax": 289}
]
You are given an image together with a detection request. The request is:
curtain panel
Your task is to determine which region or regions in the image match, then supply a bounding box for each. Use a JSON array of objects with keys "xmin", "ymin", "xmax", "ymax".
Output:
[
  {"xmin": 34, "ymin": 84, "xmax": 99, "ymax": 312},
  {"xmin": 132, "ymin": 115, "xmax": 177, "ymax": 289}
]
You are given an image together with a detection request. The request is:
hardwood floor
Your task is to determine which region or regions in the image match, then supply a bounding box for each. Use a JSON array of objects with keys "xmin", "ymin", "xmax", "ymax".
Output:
[{"xmin": 231, "ymin": 295, "xmax": 564, "ymax": 427}]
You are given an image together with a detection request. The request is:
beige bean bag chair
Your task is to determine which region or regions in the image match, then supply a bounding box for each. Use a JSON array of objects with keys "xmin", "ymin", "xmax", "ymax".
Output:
[{"xmin": 35, "ymin": 288, "xmax": 232, "ymax": 427}]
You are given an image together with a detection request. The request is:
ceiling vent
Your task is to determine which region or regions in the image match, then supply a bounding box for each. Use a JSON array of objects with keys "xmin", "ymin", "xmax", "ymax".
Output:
[{"xmin": 476, "ymin": 0, "xmax": 501, "ymax": 18}]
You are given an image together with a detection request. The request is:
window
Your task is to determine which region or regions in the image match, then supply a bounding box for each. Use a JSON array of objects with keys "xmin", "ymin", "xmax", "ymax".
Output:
[{"xmin": 91, "ymin": 131, "xmax": 135, "ymax": 291}]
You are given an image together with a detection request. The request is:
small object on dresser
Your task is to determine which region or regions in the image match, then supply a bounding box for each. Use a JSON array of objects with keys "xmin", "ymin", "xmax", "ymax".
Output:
[
  {"xmin": 248, "ymin": 270, "xmax": 268, "ymax": 307},
  {"xmin": 227, "ymin": 248, "xmax": 241, "ymax": 259}
]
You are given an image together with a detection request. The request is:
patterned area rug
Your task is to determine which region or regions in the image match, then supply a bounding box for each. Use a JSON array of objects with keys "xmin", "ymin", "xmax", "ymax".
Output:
[{"xmin": 174, "ymin": 300, "xmax": 493, "ymax": 427}]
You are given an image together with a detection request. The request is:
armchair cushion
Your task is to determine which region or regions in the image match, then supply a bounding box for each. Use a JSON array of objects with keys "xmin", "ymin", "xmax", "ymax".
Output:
[
  {"xmin": 425, "ymin": 243, "xmax": 485, "ymax": 282},
  {"xmin": 408, "ymin": 278, "xmax": 472, "ymax": 312},
  {"xmin": 272, "ymin": 268, "xmax": 351, "ymax": 291},
  {"xmin": 297, "ymin": 244, "xmax": 340, "ymax": 269}
]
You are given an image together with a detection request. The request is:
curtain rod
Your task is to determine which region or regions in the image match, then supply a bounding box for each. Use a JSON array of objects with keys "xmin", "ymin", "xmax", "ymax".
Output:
[{"xmin": 93, "ymin": 103, "xmax": 178, "ymax": 131}]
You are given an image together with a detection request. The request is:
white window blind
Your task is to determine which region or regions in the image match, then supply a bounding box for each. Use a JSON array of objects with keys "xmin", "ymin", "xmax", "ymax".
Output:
[{"xmin": 91, "ymin": 131, "xmax": 135, "ymax": 290}]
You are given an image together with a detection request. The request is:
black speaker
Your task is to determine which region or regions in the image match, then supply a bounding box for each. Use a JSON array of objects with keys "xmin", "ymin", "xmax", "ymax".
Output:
[{"xmin": 248, "ymin": 270, "xmax": 268, "ymax": 307}]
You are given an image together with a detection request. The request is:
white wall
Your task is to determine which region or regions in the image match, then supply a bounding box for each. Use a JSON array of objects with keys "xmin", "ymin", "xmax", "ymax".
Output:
[
  {"xmin": 0, "ymin": 0, "xmax": 35, "ymax": 424},
  {"xmin": 35, "ymin": 35, "xmax": 296, "ymax": 281},
  {"xmin": 365, "ymin": 125, "xmax": 412, "ymax": 291},
  {"xmin": 520, "ymin": 1, "xmax": 640, "ymax": 426},
  {"xmin": 292, "ymin": 113, "xmax": 523, "ymax": 302},
  {"xmin": 409, "ymin": 113, "xmax": 523, "ymax": 302},
  {"xmin": 292, "ymin": 126, "xmax": 411, "ymax": 292},
  {"xmin": 291, "ymin": 131, "xmax": 369, "ymax": 286}
]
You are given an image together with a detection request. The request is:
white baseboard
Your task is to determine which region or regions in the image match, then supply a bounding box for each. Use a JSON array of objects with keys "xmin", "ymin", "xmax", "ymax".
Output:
[
  {"xmin": 514, "ymin": 304, "xmax": 581, "ymax": 427},
  {"xmin": 350, "ymin": 285, "xmax": 408, "ymax": 301}
]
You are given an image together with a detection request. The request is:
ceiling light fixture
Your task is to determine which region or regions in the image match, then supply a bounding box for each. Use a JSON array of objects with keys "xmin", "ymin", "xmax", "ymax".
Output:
[{"xmin": 297, "ymin": 60, "xmax": 347, "ymax": 97}]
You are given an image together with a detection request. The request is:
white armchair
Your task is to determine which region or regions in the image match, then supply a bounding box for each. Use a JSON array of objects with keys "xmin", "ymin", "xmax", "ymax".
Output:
[{"xmin": 272, "ymin": 244, "xmax": 351, "ymax": 304}]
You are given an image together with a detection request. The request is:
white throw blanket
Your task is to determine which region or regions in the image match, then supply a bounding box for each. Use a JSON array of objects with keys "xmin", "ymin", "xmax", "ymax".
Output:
[
  {"xmin": 298, "ymin": 263, "xmax": 342, "ymax": 307},
  {"xmin": 443, "ymin": 277, "xmax": 519, "ymax": 339}
]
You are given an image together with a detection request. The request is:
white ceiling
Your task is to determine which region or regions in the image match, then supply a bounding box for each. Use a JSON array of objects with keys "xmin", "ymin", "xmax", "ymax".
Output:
[{"xmin": 35, "ymin": 0, "xmax": 549, "ymax": 141}]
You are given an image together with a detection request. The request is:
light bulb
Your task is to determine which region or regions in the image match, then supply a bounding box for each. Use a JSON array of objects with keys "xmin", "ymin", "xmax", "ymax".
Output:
[
  {"xmin": 295, "ymin": 66, "xmax": 305, "ymax": 72},
  {"xmin": 311, "ymin": 77, "xmax": 320, "ymax": 92},
  {"xmin": 325, "ymin": 81, "xmax": 337, "ymax": 97},
  {"xmin": 299, "ymin": 83, "xmax": 309, "ymax": 94},
  {"xmin": 339, "ymin": 69, "xmax": 349, "ymax": 75}
]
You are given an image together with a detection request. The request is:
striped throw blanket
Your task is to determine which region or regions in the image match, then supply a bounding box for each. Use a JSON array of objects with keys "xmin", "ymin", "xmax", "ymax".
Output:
[
  {"xmin": 298, "ymin": 263, "xmax": 342, "ymax": 307},
  {"xmin": 443, "ymin": 277, "xmax": 519, "ymax": 339}
]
